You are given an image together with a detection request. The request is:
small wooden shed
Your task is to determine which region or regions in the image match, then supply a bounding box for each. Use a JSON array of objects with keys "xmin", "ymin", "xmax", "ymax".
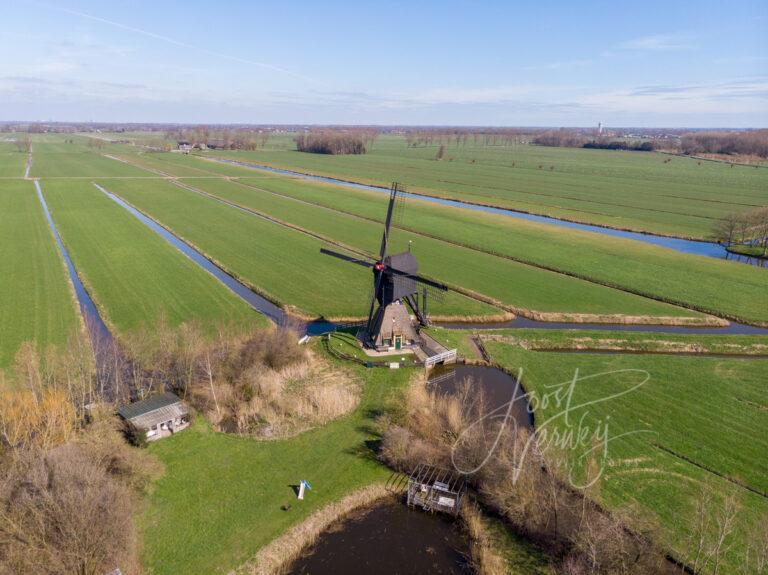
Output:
[
  {"xmin": 118, "ymin": 392, "xmax": 189, "ymax": 441},
  {"xmin": 406, "ymin": 464, "xmax": 467, "ymax": 517}
]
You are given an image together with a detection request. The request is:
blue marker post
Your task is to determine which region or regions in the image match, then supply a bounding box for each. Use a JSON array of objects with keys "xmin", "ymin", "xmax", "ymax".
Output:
[{"xmin": 298, "ymin": 479, "xmax": 312, "ymax": 500}]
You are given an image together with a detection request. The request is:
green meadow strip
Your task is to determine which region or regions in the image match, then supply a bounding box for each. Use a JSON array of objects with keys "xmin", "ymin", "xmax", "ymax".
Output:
[
  {"xmin": 0, "ymin": 181, "xmax": 79, "ymax": 368},
  {"xmin": 97, "ymin": 178, "xmax": 499, "ymax": 320},
  {"xmin": 41, "ymin": 181, "xmax": 261, "ymax": 334},
  {"xmin": 485, "ymin": 337, "xmax": 768, "ymax": 574},
  {"xmin": 205, "ymin": 135, "xmax": 768, "ymax": 238},
  {"xmin": 179, "ymin": 177, "xmax": 703, "ymax": 321},
  {"xmin": 225, "ymin": 173, "xmax": 768, "ymax": 325}
]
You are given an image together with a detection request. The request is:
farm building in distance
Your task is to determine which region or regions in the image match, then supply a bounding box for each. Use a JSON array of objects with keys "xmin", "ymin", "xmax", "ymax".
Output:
[{"xmin": 118, "ymin": 392, "xmax": 190, "ymax": 441}]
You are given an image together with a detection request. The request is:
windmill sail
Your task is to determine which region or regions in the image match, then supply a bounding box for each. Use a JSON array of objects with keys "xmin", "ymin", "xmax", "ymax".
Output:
[{"xmin": 319, "ymin": 181, "xmax": 450, "ymax": 349}]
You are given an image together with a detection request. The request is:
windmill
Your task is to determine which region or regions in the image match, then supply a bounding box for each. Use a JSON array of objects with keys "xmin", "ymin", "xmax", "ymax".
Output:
[{"xmin": 321, "ymin": 183, "xmax": 448, "ymax": 350}]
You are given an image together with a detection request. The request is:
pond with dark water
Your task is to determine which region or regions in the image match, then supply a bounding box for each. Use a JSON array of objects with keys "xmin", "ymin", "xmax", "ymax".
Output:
[
  {"xmin": 428, "ymin": 364, "xmax": 534, "ymax": 428},
  {"xmin": 287, "ymin": 501, "xmax": 471, "ymax": 575}
]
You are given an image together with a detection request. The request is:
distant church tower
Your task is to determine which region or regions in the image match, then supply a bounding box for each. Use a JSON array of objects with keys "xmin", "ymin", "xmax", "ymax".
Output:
[{"xmin": 597, "ymin": 122, "xmax": 603, "ymax": 136}]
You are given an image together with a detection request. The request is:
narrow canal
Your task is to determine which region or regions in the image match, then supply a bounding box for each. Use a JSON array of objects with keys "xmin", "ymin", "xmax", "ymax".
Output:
[
  {"xmin": 35, "ymin": 181, "xmax": 112, "ymax": 349},
  {"xmin": 201, "ymin": 156, "xmax": 760, "ymax": 264},
  {"xmin": 94, "ymin": 184, "xmax": 335, "ymax": 336},
  {"xmin": 98, "ymin": 183, "xmax": 768, "ymax": 337}
]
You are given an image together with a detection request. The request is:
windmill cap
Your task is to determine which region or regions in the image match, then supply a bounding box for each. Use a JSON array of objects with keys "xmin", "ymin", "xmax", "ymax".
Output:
[{"xmin": 384, "ymin": 252, "xmax": 418, "ymax": 274}]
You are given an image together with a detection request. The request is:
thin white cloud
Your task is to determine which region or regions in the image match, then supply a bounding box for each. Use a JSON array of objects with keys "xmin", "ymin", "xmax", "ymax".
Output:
[
  {"xmin": 522, "ymin": 59, "xmax": 593, "ymax": 71},
  {"xmin": 612, "ymin": 32, "xmax": 697, "ymax": 52},
  {"xmin": 578, "ymin": 78, "xmax": 768, "ymax": 115},
  {"xmin": 32, "ymin": 2, "xmax": 319, "ymax": 85}
]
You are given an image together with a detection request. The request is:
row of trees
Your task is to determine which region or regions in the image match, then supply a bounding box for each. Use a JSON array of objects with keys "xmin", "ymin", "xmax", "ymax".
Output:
[
  {"xmin": 294, "ymin": 129, "xmax": 375, "ymax": 155},
  {"xmin": 0, "ymin": 328, "xmax": 160, "ymax": 574},
  {"xmin": 404, "ymin": 128, "xmax": 531, "ymax": 148},
  {"xmin": 533, "ymin": 130, "xmax": 658, "ymax": 151},
  {"xmin": 166, "ymin": 127, "xmax": 272, "ymax": 150},
  {"xmin": 682, "ymin": 130, "xmax": 768, "ymax": 159},
  {"xmin": 712, "ymin": 206, "xmax": 768, "ymax": 254},
  {"xmin": 530, "ymin": 128, "xmax": 768, "ymax": 159}
]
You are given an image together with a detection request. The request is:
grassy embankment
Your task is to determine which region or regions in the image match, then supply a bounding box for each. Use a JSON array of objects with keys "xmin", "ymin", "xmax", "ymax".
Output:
[
  {"xmin": 41, "ymin": 181, "xmax": 263, "ymax": 334},
  {"xmin": 457, "ymin": 333, "xmax": 768, "ymax": 573},
  {"xmin": 0, "ymin": 181, "xmax": 79, "ymax": 368},
  {"xmin": 727, "ymin": 244, "xmax": 768, "ymax": 259},
  {"xmin": 96, "ymin": 178, "xmax": 503, "ymax": 321},
  {"xmin": 203, "ymin": 134, "xmax": 768, "ymax": 239},
  {"xmin": 427, "ymin": 327, "xmax": 768, "ymax": 358},
  {"xmin": 160, "ymin": 176, "xmax": 704, "ymax": 323}
]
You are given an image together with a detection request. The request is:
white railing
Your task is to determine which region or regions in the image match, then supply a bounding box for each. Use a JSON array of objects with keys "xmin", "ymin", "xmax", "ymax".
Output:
[{"xmin": 424, "ymin": 348, "xmax": 457, "ymax": 367}]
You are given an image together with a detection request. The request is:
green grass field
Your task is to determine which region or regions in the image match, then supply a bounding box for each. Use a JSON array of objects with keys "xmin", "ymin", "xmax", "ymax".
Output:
[
  {"xmin": 95, "ymin": 147, "xmax": 768, "ymax": 325},
  {"xmin": 176, "ymin": 177, "xmax": 695, "ymax": 320},
  {"xmin": 41, "ymin": 181, "xmax": 263, "ymax": 334},
  {"xmin": 0, "ymin": 148, "xmax": 27, "ymax": 177},
  {"xmin": 222, "ymin": 173, "xmax": 768, "ymax": 325},
  {"xmin": 142, "ymin": 357, "xmax": 409, "ymax": 574},
  {"xmin": 428, "ymin": 327, "xmax": 768, "ymax": 359},
  {"xmin": 31, "ymin": 140, "xmax": 152, "ymax": 178},
  {"xmin": 481, "ymin": 335, "xmax": 768, "ymax": 573},
  {"xmin": 142, "ymin": 349, "xmax": 554, "ymax": 575},
  {"xmin": 202, "ymin": 134, "xmax": 768, "ymax": 239},
  {"xmin": 0, "ymin": 181, "xmax": 78, "ymax": 368},
  {"xmin": 97, "ymin": 178, "xmax": 500, "ymax": 320}
]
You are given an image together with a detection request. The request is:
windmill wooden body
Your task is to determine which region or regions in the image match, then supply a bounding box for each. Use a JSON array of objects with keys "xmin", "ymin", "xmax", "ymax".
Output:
[{"xmin": 321, "ymin": 183, "xmax": 448, "ymax": 351}]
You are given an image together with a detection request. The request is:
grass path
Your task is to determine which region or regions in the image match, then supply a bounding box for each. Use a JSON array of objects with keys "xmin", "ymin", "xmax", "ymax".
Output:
[{"xmin": 0, "ymin": 181, "xmax": 78, "ymax": 368}]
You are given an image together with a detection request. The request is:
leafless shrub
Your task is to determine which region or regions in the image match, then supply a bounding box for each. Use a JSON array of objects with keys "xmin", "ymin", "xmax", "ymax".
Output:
[
  {"xmin": 682, "ymin": 130, "xmax": 768, "ymax": 158},
  {"xmin": 379, "ymin": 376, "xmax": 668, "ymax": 574},
  {"xmin": 295, "ymin": 129, "xmax": 372, "ymax": 155},
  {"xmin": 13, "ymin": 135, "xmax": 31, "ymax": 153},
  {"xmin": 0, "ymin": 421, "xmax": 158, "ymax": 575}
]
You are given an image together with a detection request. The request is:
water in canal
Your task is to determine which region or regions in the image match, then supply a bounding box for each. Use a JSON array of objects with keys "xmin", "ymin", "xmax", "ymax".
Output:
[
  {"xmin": 428, "ymin": 364, "xmax": 533, "ymax": 428},
  {"xmin": 204, "ymin": 156, "xmax": 753, "ymax": 263},
  {"xmin": 95, "ymin": 184, "xmax": 335, "ymax": 336},
  {"xmin": 35, "ymin": 181, "xmax": 112, "ymax": 348},
  {"xmin": 97, "ymin": 183, "xmax": 768, "ymax": 338}
]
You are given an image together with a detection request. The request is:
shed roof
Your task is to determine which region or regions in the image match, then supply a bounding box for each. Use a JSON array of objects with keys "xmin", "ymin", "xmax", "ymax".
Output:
[{"xmin": 118, "ymin": 392, "xmax": 187, "ymax": 426}]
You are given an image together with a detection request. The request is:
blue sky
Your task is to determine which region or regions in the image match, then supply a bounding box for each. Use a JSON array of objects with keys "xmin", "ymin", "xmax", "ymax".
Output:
[{"xmin": 1, "ymin": 0, "xmax": 766, "ymax": 126}]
